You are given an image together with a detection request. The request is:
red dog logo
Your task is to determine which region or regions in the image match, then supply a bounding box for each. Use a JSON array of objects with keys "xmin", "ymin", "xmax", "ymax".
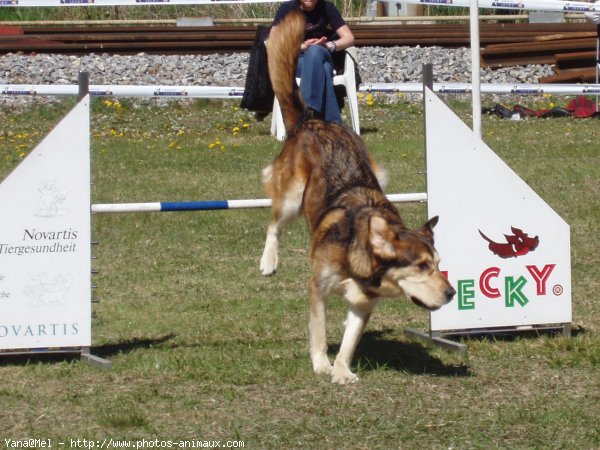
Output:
[{"xmin": 479, "ymin": 226, "xmax": 539, "ymax": 259}]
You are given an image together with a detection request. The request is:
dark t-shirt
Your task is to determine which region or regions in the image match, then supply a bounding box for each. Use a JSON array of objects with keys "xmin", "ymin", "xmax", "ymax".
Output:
[{"xmin": 273, "ymin": 0, "xmax": 346, "ymax": 40}]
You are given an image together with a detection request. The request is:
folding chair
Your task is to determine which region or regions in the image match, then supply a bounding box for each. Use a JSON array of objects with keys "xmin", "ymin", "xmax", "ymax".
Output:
[{"xmin": 271, "ymin": 47, "xmax": 361, "ymax": 141}]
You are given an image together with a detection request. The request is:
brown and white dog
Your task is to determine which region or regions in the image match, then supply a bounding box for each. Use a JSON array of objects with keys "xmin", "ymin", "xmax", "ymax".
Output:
[{"xmin": 260, "ymin": 10, "xmax": 455, "ymax": 384}]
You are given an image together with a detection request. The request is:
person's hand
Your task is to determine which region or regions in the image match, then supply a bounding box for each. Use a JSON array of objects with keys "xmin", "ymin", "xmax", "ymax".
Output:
[{"xmin": 300, "ymin": 37, "xmax": 326, "ymax": 52}]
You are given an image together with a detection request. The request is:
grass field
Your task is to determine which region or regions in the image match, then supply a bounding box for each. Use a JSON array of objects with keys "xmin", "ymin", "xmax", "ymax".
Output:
[{"xmin": 0, "ymin": 95, "xmax": 598, "ymax": 449}]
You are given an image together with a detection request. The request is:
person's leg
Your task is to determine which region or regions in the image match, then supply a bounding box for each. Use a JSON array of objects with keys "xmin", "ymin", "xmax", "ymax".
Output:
[{"xmin": 297, "ymin": 45, "xmax": 342, "ymax": 124}]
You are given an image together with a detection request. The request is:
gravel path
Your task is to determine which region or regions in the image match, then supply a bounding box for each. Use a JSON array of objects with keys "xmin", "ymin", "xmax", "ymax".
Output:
[{"xmin": 0, "ymin": 47, "xmax": 554, "ymax": 107}]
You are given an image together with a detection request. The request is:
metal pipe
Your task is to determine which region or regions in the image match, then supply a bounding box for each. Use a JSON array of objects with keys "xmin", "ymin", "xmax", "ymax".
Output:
[
  {"xmin": 470, "ymin": 0, "xmax": 482, "ymax": 139},
  {"xmin": 4, "ymin": 82, "xmax": 599, "ymax": 98},
  {"xmin": 9, "ymin": 15, "xmax": 597, "ymax": 27}
]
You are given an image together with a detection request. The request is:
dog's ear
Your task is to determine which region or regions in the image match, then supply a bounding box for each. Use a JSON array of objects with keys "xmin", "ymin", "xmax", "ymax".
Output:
[
  {"xmin": 419, "ymin": 216, "xmax": 439, "ymax": 244},
  {"xmin": 369, "ymin": 216, "xmax": 396, "ymax": 260},
  {"xmin": 348, "ymin": 222, "xmax": 372, "ymax": 278},
  {"xmin": 349, "ymin": 216, "xmax": 397, "ymax": 278},
  {"xmin": 348, "ymin": 215, "xmax": 390, "ymax": 278}
]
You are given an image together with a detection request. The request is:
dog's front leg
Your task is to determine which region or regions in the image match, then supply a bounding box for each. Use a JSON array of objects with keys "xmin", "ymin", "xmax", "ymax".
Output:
[
  {"xmin": 260, "ymin": 220, "xmax": 281, "ymax": 276},
  {"xmin": 309, "ymin": 276, "xmax": 332, "ymax": 376},
  {"xmin": 331, "ymin": 280, "xmax": 377, "ymax": 385},
  {"xmin": 331, "ymin": 307, "xmax": 372, "ymax": 385}
]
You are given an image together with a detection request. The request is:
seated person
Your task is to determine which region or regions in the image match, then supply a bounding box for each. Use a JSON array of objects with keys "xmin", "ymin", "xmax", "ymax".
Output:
[{"xmin": 271, "ymin": 0, "xmax": 355, "ymax": 124}]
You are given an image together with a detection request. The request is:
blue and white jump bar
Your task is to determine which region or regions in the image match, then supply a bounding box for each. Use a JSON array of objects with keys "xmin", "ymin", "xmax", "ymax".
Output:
[{"xmin": 91, "ymin": 193, "xmax": 428, "ymax": 213}]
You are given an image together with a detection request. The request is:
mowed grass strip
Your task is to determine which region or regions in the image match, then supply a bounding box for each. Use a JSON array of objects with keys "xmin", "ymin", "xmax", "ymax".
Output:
[{"xmin": 0, "ymin": 96, "xmax": 598, "ymax": 449}]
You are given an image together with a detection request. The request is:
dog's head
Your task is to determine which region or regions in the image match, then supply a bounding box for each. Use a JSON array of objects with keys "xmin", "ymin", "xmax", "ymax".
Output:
[{"xmin": 352, "ymin": 215, "xmax": 455, "ymax": 310}]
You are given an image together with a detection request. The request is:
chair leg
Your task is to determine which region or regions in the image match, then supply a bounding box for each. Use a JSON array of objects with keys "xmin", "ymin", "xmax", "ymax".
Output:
[
  {"xmin": 342, "ymin": 73, "xmax": 360, "ymax": 135},
  {"xmin": 270, "ymin": 100, "xmax": 278, "ymax": 136},
  {"xmin": 271, "ymin": 97, "xmax": 286, "ymax": 141}
]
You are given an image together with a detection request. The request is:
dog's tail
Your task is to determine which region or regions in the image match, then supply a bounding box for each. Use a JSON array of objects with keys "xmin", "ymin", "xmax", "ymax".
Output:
[{"xmin": 267, "ymin": 9, "xmax": 306, "ymax": 134}]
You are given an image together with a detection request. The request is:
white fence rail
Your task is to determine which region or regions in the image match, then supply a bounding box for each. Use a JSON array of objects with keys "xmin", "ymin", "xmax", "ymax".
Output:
[
  {"xmin": 0, "ymin": 0, "xmax": 598, "ymax": 13},
  {"xmin": 2, "ymin": 83, "xmax": 599, "ymax": 98},
  {"xmin": 0, "ymin": 0, "xmax": 280, "ymax": 8}
]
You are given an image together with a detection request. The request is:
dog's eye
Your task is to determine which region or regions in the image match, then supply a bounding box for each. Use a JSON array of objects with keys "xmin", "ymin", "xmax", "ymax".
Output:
[{"xmin": 418, "ymin": 262, "xmax": 429, "ymax": 271}]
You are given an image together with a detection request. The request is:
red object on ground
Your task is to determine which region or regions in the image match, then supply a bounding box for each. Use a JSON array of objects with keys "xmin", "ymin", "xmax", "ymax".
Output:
[{"xmin": 484, "ymin": 95, "xmax": 600, "ymax": 119}]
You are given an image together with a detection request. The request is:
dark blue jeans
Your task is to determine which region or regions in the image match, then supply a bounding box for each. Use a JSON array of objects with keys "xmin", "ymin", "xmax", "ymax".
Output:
[{"xmin": 296, "ymin": 45, "xmax": 342, "ymax": 124}]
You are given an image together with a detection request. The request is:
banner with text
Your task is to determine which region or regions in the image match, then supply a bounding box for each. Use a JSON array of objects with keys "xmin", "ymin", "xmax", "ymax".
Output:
[
  {"xmin": 0, "ymin": 96, "xmax": 91, "ymax": 350},
  {"xmin": 425, "ymin": 88, "xmax": 571, "ymax": 332}
]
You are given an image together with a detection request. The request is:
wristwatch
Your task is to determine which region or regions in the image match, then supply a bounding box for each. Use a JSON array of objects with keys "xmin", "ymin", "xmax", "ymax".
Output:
[{"xmin": 327, "ymin": 41, "xmax": 337, "ymax": 53}]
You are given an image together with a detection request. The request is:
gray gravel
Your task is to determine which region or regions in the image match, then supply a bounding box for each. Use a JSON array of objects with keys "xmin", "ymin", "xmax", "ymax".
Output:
[{"xmin": 0, "ymin": 47, "xmax": 554, "ymax": 107}]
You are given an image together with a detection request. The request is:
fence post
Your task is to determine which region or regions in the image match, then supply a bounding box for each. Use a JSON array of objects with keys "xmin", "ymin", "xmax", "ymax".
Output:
[{"xmin": 78, "ymin": 71, "xmax": 90, "ymax": 101}]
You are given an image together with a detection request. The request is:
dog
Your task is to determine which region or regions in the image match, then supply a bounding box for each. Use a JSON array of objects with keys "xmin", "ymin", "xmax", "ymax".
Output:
[{"xmin": 260, "ymin": 10, "xmax": 456, "ymax": 385}]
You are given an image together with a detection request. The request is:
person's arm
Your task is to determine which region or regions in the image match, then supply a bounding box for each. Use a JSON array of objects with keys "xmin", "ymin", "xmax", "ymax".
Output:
[
  {"xmin": 273, "ymin": 27, "xmax": 328, "ymax": 53},
  {"xmin": 326, "ymin": 24, "xmax": 354, "ymax": 52}
]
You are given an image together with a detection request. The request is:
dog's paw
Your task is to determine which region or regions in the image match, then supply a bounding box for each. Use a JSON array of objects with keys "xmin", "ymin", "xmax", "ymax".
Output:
[
  {"xmin": 331, "ymin": 368, "xmax": 359, "ymax": 385},
  {"xmin": 260, "ymin": 240, "xmax": 279, "ymax": 276},
  {"xmin": 312, "ymin": 356, "xmax": 332, "ymax": 376},
  {"xmin": 260, "ymin": 253, "xmax": 278, "ymax": 276},
  {"xmin": 331, "ymin": 361, "xmax": 359, "ymax": 385}
]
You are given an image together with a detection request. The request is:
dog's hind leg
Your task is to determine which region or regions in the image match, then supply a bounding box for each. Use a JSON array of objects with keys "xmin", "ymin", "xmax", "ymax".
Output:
[{"xmin": 260, "ymin": 165, "xmax": 305, "ymax": 276}]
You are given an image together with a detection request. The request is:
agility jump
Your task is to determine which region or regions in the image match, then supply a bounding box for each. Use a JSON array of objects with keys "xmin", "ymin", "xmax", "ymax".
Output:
[{"xmin": 0, "ymin": 77, "xmax": 573, "ymax": 366}]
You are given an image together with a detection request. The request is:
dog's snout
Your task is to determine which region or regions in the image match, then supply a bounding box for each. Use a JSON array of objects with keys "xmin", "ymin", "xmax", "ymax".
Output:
[{"xmin": 445, "ymin": 286, "xmax": 456, "ymax": 303}]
